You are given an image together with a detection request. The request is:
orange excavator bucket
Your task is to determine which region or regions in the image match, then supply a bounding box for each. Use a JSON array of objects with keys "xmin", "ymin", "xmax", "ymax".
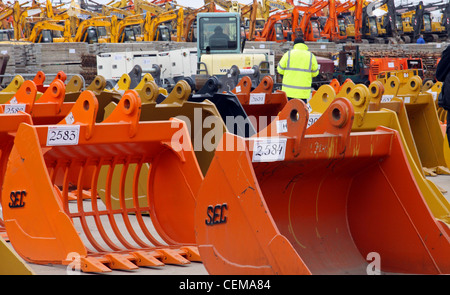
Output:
[
  {"xmin": 194, "ymin": 98, "xmax": 450, "ymax": 274},
  {"xmin": 232, "ymin": 76, "xmax": 288, "ymax": 132},
  {"xmin": 2, "ymin": 89, "xmax": 203, "ymax": 272}
]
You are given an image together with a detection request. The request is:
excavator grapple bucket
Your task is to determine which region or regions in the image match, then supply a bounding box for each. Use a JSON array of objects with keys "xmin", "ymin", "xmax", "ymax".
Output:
[
  {"xmin": 195, "ymin": 97, "xmax": 450, "ymax": 275},
  {"xmin": 2, "ymin": 89, "xmax": 203, "ymax": 272}
]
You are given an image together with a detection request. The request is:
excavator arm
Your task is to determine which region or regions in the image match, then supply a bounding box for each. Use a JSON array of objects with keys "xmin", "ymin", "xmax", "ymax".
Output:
[
  {"xmin": 240, "ymin": 0, "xmax": 258, "ymax": 40},
  {"xmin": 413, "ymin": 1, "xmax": 424, "ymax": 41},
  {"xmin": 353, "ymin": 0, "xmax": 364, "ymax": 42},
  {"xmin": 134, "ymin": 0, "xmax": 165, "ymax": 15}
]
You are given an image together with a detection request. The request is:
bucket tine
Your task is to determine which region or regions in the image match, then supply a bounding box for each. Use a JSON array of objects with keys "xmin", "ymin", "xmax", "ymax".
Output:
[
  {"xmin": 97, "ymin": 81, "xmax": 225, "ymax": 243},
  {"xmin": 195, "ymin": 97, "xmax": 450, "ymax": 274}
]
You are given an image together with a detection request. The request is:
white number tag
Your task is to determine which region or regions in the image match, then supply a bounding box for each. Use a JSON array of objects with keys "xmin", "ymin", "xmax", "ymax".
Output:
[
  {"xmin": 249, "ymin": 93, "xmax": 266, "ymax": 105},
  {"xmin": 381, "ymin": 94, "xmax": 394, "ymax": 103},
  {"xmin": 252, "ymin": 137, "xmax": 287, "ymax": 162},
  {"xmin": 47, "ymin": 125, "xmax": 80, "ymax": 146},
  {"xmin": 276, "ymin": 119, "xmax": 288, "ymax": 134},
  {"xmin": 4, "ymin": 104, "xmax": 26, "ymax": 114},
  {"xmin": 307, "ymin": 113, "xmax": 321, "ymax": 128}
]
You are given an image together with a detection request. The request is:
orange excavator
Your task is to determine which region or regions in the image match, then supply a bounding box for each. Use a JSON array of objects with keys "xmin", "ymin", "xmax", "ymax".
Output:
[
  {"xmin": 294, "ymin": 1, "xmax": 328, "ymax": 41},
  {"xmin": 253, "ymin": 9, "xmax": 294, "ymax": 41}
]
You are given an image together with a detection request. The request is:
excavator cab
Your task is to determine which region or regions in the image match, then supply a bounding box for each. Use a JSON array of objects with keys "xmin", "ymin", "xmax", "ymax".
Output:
[
  {"xmin": 197, "ymin": 13, "xmax": 240, "ymax": 55},
  {"xmin": 395, "ymin": 15, "xmax": 404, "ymax": 34},
  {"xmin": 120, "ymin": 26, "xmax": 138, "ymax": 42},
  {"xmin": 154, "ymin": 25, "xmax": 171, "ymax": 41},
  {"xmin": 0, "ymin": 30, "xmax": 13, "ymax": 41},
  {"xmin": 80, "ymin": 26, "xmax": 109, "ymax": 44},
  {"xmin": 368, "ymin": 16, "xmax": 378, "ymax": 36},
  {"xmin": 273, "ymin": 22, "xmax": 285, "ymax": 41},
  {"xmin": 196, "ymin": 12, "xmax": 271, "ymax": 78},
  {"xmin": 422, "ymin": 13, "xmax": 432, "ymax": 32},
  {"xmin": 36, "ymin": 30, "xmax": 53, "ymax": 43}
]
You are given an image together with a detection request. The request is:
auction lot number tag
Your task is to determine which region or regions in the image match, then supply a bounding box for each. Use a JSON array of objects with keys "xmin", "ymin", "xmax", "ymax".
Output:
[
  {"xmin": 47, "ymin": 125, "xmax": 80, "ymax": 146},
  {"xmin": 252, "ymin": 137, "xmax": 287, "ymax": 162},
  {"xmin": 4, "ymin": 104, "xmax": 26, "ymax": 114}
]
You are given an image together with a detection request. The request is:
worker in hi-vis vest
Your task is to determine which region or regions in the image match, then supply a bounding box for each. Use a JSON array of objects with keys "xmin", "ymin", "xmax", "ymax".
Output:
[{"xmin": 277, "ymin": 37, "xmax": 319, "ymax": 103}]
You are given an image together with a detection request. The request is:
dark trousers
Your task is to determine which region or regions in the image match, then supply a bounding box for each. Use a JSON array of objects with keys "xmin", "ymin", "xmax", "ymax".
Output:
[
  {"xmin": 447, "ymin": 111, "xmax": 450, "ymax": 148},
  {"xmin": 288, "ymin": 97, "xmax": 307, "ymax": 104}
]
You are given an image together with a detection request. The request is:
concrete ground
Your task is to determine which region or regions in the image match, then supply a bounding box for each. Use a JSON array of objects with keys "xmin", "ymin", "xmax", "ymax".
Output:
[{"xmin": 5, "ymin": 174, "xmax": 450, "ymax": 275}]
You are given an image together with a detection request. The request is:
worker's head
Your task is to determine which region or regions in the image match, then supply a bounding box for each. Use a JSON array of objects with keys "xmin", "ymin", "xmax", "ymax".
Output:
[
  {"xmin": 294, "ymin": 37, "xmax": 305, "ymax": 45},
  {"xmin": 214, "ymin": 26, "xmax": 223, "ymax": 34}
]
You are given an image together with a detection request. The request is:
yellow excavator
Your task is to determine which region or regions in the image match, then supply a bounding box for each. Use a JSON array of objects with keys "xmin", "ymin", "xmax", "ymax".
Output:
[
  {"xmin": 26, "ymin": 19, "xmax": 72, "ymax": 43},
  {"xmin": 73, "ymin": 16, "xmax": 112, "ymax": 43},
  {"xmin": 143, "ymin": 7, "xmax": 184, "ymax": 41},
  {"xmin": 111, "ymin": 14, "xmax": 145, "ymax": 42}
]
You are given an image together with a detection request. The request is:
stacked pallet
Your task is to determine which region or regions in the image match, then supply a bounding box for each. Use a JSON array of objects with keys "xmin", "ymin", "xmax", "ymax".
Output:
[
  {"xmin": 32, "ymin": 43, "xmax": 87, "ymax": 76},
  {"xmin": 80, "ymin": 53, "xmax": 97, "ymax": 85},
  {"xmin": 0, "ymin": 42, "xmax": 88, "ymax": 85}
]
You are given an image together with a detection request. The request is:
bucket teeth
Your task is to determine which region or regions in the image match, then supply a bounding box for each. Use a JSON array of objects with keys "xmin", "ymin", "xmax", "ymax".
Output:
[
  {"xmin": 180, "ymin": 246, "xmax": 202, "ymax": 262},
  {"xmin": 79, "ymin": 257, "xmax": 112, "ymax": 273},
  {"xmin": 104, "ymin": 253, "xmax": 139, "ymax": 271},
  {"xmin": 156, "ymin": 249, "xmax": 191, "ymax": 265},
  {"xmin": 130, "ymin": 251, "xmax": 165, "ymax": 267},
  {"xmin": 74, "ymin": 247, "xmax": 199, "ymax": 273}
]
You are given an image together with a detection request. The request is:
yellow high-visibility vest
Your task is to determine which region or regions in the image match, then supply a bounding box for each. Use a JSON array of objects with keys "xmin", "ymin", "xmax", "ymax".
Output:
[{"xmin": 277, "ymin": 43, "xmax": 319, "ymax": 99}]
